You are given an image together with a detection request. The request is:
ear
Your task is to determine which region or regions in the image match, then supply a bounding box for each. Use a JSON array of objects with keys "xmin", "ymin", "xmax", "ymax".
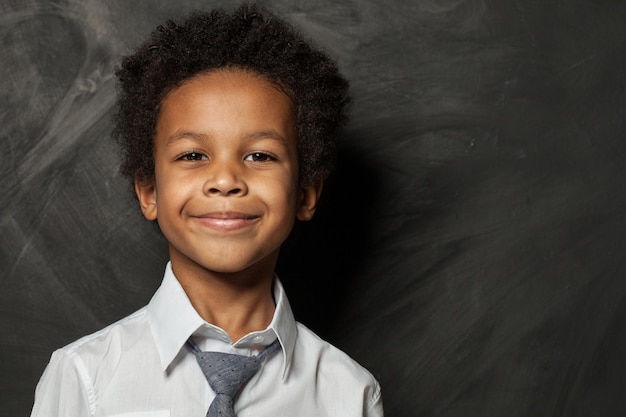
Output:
[
  {"xmin": 134, "ymin": 178, "xmax": 158, "ymax": 221},
  {"xmin": 296, "ymin": 181, "xmax": 323, "ymax": 221}
]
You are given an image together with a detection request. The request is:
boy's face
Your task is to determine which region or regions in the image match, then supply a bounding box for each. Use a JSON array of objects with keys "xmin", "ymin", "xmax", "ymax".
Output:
[{"xmin": 135, "ymin": 69, "xmax": 321, "ymax": 276}]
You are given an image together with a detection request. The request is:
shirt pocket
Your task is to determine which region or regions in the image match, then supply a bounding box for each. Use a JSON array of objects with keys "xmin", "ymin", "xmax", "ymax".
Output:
[{"xmin": 106, "ymin": 412, "xmax": 170, "ymax": 417}]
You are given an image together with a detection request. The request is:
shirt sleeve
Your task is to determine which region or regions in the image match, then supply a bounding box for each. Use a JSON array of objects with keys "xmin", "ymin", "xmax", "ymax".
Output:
[
  {"xmin": 31, "ymin": 349, "xmax": 93, "ymax": 417},
  {"xmin": 365, "ymin": 381, "xmax": 384, "ymax": 417}
]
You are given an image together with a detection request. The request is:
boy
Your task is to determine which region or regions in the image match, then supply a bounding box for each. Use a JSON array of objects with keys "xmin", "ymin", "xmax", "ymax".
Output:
[{"xmin": 31, "ymin": 3, "xmax": 383, "ymax": 417}]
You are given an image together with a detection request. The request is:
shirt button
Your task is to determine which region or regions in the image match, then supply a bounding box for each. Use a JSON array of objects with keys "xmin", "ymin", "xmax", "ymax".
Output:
[{"xmin": 252, "ymin": 335, "xmax": 264, "ymax": 344}]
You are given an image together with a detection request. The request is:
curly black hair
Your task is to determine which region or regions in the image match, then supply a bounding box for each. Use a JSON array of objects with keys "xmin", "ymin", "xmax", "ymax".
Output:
[{"xmin": 112, "ymin": 3, "xmax": 350, "ymax": 189}]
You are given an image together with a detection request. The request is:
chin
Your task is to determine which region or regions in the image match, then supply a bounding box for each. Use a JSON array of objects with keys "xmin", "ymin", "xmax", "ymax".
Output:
[{"xmin": 198, "ymin": 256, "xmax": 272, "ymax": 275}]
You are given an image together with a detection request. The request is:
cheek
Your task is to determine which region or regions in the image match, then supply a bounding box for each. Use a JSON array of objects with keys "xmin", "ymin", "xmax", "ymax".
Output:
[
  {"xmin": 154, "ymin": 169, "xmax": 194, "ymax": 208},
  {"xmin": 273, "ymin": 171, "xmax": 299, "ymax": 200},
  {"xmin": 255, "ymin": 175, "xmax": 298, "ymax": 213}
]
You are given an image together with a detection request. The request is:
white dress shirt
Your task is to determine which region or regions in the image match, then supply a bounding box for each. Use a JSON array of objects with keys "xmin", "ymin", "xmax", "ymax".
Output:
[{"xmin": 31, "ymin": 263, "xmax": 383, "ymax": 417}]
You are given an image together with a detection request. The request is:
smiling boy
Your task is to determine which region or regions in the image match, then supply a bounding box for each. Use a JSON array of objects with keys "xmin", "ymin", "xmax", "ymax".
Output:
[
  {"xmin": 141, "ymin": 70, "xmax": 312, "ymax": 341},
  {"xmin": 31, "ymin": 4, "xmax": 383, "ymax": 417}
]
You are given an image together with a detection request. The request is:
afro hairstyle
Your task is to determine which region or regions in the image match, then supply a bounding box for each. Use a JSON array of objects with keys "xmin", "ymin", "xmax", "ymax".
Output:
[{"xmin": 112, "ymin": 2, "xmax": 350, "ymax": 189}]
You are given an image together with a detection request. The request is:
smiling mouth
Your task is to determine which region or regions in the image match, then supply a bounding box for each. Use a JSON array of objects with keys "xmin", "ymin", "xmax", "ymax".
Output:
[{"xmin": 192, "ymin": 212, "xmax": 260, "ymax": 231}]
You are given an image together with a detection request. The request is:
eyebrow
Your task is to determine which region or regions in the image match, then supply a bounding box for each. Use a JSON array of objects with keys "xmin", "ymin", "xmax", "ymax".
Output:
[
  {"xmin": 245, "ymin": 130, "xmax": 290, "ymax": 145},
  {"xmin": 165, "ymin": 131, "xmax": 207, "ymax": 146},
  {"xmin": 165, "ymin": 130, "xmax": 290, "ymax": 147}
]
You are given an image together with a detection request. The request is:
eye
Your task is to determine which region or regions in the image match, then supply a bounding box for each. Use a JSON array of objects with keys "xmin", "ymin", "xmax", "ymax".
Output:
[
  {"xmin": 244, "ymin": 152, "xmax": 276, "ymax": 162},
  {"xmin": 179, "ymin": 152, "xmax": 207, "ymax": 161}
]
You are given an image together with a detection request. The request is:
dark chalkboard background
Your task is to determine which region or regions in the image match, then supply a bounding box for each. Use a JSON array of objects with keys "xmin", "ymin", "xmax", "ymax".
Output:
[{"xmin": 2, "ymin": 0, "xmax": 626, "ymax": 416}]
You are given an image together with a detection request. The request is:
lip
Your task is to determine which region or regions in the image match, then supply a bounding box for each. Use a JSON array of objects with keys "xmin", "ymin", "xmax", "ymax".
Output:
[{"xmin": 191, "ymin": 211, "xmax": 260, "ymax": 231}]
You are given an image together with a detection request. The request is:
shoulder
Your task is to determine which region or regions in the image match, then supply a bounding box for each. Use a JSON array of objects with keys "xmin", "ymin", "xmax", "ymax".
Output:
[
  {"xmin": 294, "ymin": 322, "xmax": 375, "ymax": 378},
  {"xmin": 60, "ymin": 307, "xmax": 150, "ymax": 361},
  {"xmin": 46, "ymin": 306, "xmax": 153, "ymax": 391},
  {"xmin": 32, "ymin": 308, "xmax": 151, "ymax": 416},
  {"xmin": 293, "ymin": 322, "xmax": 383, "ymax": 412}
]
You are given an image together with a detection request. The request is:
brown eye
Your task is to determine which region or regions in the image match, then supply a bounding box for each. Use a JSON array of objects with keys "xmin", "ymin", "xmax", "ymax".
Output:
[
  {"xmin": 180, "ymin": 152, "xmax": 207, "ymax": 161},
  {"xmin": 245, "ymin": 152, "xmax": 275, "ymax": 162}
]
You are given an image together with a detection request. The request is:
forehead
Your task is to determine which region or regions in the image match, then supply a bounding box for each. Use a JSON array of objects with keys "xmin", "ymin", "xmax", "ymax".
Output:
[
  {"xmin": 156, "ymin": 69, "xmax": 296, "ymax": 144},
  {"xmin": 163, "ymin": 69, "xmax": 293, "ymax": 112}
]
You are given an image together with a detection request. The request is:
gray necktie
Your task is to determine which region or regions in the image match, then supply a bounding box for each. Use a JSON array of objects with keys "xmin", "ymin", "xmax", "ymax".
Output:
[{"xmin": 189, "ymin": 338, "xmax": 281, "ymax": 417}]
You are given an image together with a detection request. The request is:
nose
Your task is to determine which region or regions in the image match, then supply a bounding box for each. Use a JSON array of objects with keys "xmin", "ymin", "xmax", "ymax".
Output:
[{"xmin": 203, "ymin": 160, "xmax": 248, "ymax": 197}]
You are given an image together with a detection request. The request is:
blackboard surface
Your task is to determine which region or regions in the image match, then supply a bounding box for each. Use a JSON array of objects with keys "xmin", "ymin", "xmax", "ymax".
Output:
[{"xmin": 2, "ymin": 1, "xmax": 626, "ymax": 416}]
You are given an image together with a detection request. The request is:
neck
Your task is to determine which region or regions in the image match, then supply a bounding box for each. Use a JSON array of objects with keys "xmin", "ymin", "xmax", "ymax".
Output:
[{"xmin": 170, "ymin": 250, "xmax": 278, "ymax": 343}]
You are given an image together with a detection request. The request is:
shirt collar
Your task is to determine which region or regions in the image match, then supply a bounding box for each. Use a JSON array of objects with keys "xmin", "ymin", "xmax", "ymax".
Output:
[{"xmin": 146, "ymin": 262, "xmax": 297, "ymax": 380}]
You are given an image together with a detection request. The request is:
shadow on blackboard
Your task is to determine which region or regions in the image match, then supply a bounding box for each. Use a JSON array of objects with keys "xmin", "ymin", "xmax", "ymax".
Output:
[{"xmin": 276, "ymin": 136, "xmax": 382, "ymax": 339}]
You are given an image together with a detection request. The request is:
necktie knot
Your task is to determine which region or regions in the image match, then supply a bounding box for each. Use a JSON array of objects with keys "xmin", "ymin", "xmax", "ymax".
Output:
[
  {"xmin": 189, "ymin": 339, "xmax": 281, "ymax": 417},
  {"xmin": 196, "ymin": 351, "xmax": 262, "ymax": 396}
]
